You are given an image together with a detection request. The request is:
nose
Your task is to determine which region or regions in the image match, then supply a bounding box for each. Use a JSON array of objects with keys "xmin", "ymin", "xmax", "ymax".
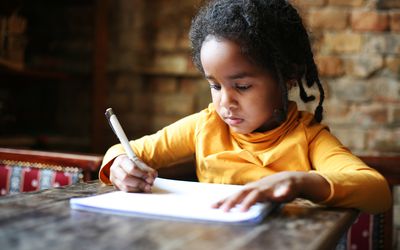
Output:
[{"xmin": 219, "ymin": 88, "xmax": 238, "ymax": 111}]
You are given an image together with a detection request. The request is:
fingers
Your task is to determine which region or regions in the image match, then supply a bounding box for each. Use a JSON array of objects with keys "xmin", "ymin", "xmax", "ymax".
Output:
[
  {"xmin": 212, "ymin": 181, "xmax": 294, "ymax": 213},
  {"xmin": 111, "ymin": 176, "xmax": 151, "ymax": 193},
  {"xmin": 119, "ymin": 157, "xmax": 154, "ymax": 184},
  {"xmin": 134, "ymin": 160, "xmax": 158, "ymax": 184},
  {"xmin": 239, "ymin": 189, "xmax": 263, "ymax": 212},
  {"xmin": 273, "ymin": 182, "xmax": 290, "ymax": 199},
  {"xmin": 110, "ymin": 155, "xmax": 158, "ymax": 193},
  {"xmin": 212, "ymin": 188, "xmax": 253, "ymax": 212},
  {"xmin": 239, "ymin": 183, "xmax": 293, "ymax": 211},
  {"xmin": 111, "ymin": 163, "xmax": 152, "ymax": 192}
]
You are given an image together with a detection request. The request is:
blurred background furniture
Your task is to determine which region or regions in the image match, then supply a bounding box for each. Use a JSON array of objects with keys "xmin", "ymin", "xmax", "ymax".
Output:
[
  {"xmin": 0, "ymin": 0, "xmax": 109, "ymax": 154},
  {"xmin": 346, "ymin": 155, "xmax": 400, "ymax": 250},
  {"xmin": 0, "ymin": 147, "xmax": 102, "ymax": 196}
]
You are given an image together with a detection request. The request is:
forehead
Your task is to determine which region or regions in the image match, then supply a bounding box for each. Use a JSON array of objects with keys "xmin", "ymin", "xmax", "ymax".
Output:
[
  {"xmin": 200, "ymin": 37, "xmax": 257, "ymax": 74},
  {"xmin": 201, "ymin": 37, "xmax": 246, "ymax": 61}
]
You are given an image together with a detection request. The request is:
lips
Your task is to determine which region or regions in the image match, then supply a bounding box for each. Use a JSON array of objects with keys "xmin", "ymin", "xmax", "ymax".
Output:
[{"xmin": 224, "ymin": 117, "xmax": 244, "ymax": 126}]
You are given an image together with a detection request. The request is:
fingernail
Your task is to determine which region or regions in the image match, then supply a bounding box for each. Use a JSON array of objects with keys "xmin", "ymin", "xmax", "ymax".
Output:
[
  {"xmin": 211, "ymin": 202, "xmax": 219, "ymax": 208},
  {"xmin": 274, "ymin": 184, "xmax": 288, "ymax": 197},
  {"xmin": 221, "ymin": 204, "xmax": 230, "ymax": 212}
]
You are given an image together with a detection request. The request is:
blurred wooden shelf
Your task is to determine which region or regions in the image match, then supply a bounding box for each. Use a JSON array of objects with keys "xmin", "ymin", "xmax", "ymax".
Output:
[
  {"xmin": 0, "ymin": 59, "xmax": 87, "ymax": 81},
  {"xmin": 0, "ymin": 135, "xmax": 91, "ymax": 152},
  {"xmin": 0, "ymin": 0, "xmax": 110, "ymax": 153},
  {"xmin": 137, "ymin": 67, "xmax": 201, "ymax": 78}
]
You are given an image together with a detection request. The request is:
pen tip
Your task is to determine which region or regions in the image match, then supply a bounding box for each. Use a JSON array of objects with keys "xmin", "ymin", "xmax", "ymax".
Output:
[{"xmin": 105, "ymin": 108, "xmax": 114, "ymax": 119}]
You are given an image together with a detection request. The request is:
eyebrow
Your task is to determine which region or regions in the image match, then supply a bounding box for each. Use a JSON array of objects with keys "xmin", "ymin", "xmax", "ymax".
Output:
[{"xmin": 205, "ymin": 72, "xmax": 255, "ymax": 81}]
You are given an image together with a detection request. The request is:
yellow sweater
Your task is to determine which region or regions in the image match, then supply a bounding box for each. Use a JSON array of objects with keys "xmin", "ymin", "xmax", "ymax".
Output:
[{"xmin": 99, "ymin": 102, "xmax": 391, "ymax": 214}]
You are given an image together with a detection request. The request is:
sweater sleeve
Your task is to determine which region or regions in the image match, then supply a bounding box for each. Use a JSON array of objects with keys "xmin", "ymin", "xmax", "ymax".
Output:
[
  {"xmin": 98, "ymin": 112, "xmax": 199, "ymax": 184},
  {"xmin": 308, "ymin": 129, "xmax": 392, "ymax": 214}
]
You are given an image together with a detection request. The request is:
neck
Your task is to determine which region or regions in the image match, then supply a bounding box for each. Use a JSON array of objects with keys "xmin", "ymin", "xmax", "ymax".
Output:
[
  {"xmin": 253, "ymin": 107, "xmax": 287, "ymax": 132},
  {"xmin": 253, "ymin": 118, "xmax": 282, "ymax": 133}
]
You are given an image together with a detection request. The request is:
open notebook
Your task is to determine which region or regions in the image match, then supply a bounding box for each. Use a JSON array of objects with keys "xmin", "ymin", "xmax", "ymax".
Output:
[{"xmin": 70, "ymin": 178, "xmax": 276, "ymax": 224}]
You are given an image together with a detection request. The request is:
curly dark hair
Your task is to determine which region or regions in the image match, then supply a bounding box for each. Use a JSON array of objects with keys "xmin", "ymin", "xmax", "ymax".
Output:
[{"xmin": 189, "ymin": 0, "xmax": 324, "ymax": 122}]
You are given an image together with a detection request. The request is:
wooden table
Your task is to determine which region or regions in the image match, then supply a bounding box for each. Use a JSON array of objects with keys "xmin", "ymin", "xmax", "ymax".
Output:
[{"xmin": 0, "ymin": 181, "xmax": 358, "ymax": 250}]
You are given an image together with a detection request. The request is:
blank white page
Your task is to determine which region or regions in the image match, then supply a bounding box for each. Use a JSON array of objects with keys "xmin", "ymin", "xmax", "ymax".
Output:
[{"xmin": 70, "ymin": 178, "xmax": 274, "ymax": 224}]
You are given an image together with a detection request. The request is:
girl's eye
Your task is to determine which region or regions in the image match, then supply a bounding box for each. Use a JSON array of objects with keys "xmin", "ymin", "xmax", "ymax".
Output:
[
  {"xmin": 236, "ymin": 84, "xmax": 251, "ymax": 91},
  {"xmin": 209, "ymin": 83, "xmax": 221, "ymax": 90}
]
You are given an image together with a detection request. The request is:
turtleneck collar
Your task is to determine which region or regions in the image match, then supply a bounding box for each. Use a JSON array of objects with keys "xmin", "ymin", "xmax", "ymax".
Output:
[{"xmin": 229, "ymin": 101, "xmax": 300, "ymax": 150}]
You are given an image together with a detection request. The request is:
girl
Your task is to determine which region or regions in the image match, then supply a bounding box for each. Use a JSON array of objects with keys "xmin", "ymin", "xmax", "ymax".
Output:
[{"xmin": 99, "ymin": 0, "xmax": 391, "ymax": 214}]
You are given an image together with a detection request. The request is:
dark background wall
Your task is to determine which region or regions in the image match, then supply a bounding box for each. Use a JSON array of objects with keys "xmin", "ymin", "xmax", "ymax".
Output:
[{"xmin": 1, "ymin": 0, "xmax": 400, "ymax": 156}]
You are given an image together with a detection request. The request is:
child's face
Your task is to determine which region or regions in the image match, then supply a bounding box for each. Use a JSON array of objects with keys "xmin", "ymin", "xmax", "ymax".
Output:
[{"xmin": 200, "ymin": 36, "xmax": 282, "ymax": 134}]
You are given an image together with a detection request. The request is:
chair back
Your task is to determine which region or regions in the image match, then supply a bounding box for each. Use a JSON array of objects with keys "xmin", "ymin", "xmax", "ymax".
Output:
[
  {"xmin": 344, "ymin": 155, "xmax": 400, "ymax": 250},
  {"xmin": 0, "ymin": 147, "xmax": 102, "ymax": 196}
]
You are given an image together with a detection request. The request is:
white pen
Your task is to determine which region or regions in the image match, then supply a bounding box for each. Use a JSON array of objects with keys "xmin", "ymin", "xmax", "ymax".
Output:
[{"xmin": 105, "ymin": 108, "xmax": 148, "ymax": 172}]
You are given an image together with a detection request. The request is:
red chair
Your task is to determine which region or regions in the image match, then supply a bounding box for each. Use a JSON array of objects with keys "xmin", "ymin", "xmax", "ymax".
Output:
[{"xmin": 0, "ymin": 147, "xmax": 102, "ymax": 196}]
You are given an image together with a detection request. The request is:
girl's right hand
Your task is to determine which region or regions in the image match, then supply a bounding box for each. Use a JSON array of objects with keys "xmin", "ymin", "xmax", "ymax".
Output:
[{"xmin": 109, "ymin": 154, "xmax": 158, "ymax": 193}]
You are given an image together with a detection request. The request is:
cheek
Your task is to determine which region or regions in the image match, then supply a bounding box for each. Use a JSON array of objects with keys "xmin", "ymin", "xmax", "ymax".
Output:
[
  {"xmin": 246, "ymin": 88, "xmax": 276, "ymax": 119},
  {"xmin": 254, "ymin": 89, "xmax": 273, "ymax": 108},
  {"xmin": 210, "ymin": 90, "xmax": 220, "ymax": 104},
  {"xmin": 250, "ymin": 99, "xmax": 273, "ymax": 119},
  {"xmin": 210, "ymin": 91, "xmax": 221, "ymax": 112},
  {"xmin": 261, "ymin": 83, "xmax": 280, "ymax": 109}
]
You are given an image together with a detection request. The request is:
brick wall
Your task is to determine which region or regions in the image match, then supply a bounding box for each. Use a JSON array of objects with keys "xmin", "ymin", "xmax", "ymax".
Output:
[
  {"xmin": 291, "ymin": 0, "xmax": 400, "ymax": 154},
  {"xmin": 106, "ymin": 0, "xmax": 208, "ymax": 147},
  {"xmin": 107, "ymin": 0, "xmax": 400, "ymax": 155}
]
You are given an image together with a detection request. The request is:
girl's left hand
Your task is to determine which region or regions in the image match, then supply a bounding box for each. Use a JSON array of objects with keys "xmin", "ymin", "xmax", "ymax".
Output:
[{"xmin": 212, "ymin": 171, "xmax": 330, "ymax": 212}]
